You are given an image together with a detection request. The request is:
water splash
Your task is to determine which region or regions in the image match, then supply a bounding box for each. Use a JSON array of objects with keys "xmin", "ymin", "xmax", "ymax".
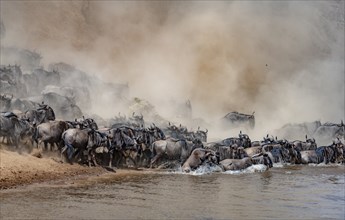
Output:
[
  {"xmin": 167, "ymin": 164, "xmax": 268, "ymax": 175},
  {"xmin": 224, "ymin": 164, "xmax": 268, "ymax": 175}
]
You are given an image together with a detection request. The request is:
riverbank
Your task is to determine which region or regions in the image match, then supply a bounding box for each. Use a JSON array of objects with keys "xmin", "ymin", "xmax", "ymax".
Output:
[{"xmin": 0, "ymin": 146, "xmax": 112, "ymax": 189}]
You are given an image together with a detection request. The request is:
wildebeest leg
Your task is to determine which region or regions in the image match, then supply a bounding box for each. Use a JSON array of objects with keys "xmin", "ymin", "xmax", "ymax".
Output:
[
  {"xmin": 128, "ymin": 150, "xmax": 138, "ymax": 168},
  {"xmin": 108, "ymin": 152, "xmax": 113, "ymax": 167},
  {"xmin": 150, "ymin": 153, "xmax": 162, "ymax": 168},
  {"xmin": 57, "ymin": 140, "xmax": 64, "ymax": 152},
  {"xmin": 87, "ymin": 149, "xmax": 98, "ymax": 167},
  {"xmin": 36, "ymin": 140, "xmax": 43, "ymax": 150},
  {"xmin": 13, "ymin": 136, "xmax": 19, "ymax": 149},
  {"xmin": 64, "ymin": 144, "xmax": 76, "ymax": 164},
  {"xmin": 92, "ymin": 151, "xmax": 98, "ymax": 167},
  {"xmin": 109, "ymin": 151, "xmax": 122, "ymax": 168},
  {"xmin": 43, "ymin": 141, "xmax": 48, "ymax": 151},
  {"xmin": 324, "ymin": 148, "xmax": 329, "ymax": 164},
  {"xmin": 61, "ymin": 146, "xmax": 67, "ymax": 162}
]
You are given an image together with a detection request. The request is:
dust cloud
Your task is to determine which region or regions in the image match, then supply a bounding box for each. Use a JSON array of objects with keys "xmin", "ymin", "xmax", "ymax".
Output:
[{"xmin": 1, "ymin": 1, "xmax": 344, "ymax": 139}]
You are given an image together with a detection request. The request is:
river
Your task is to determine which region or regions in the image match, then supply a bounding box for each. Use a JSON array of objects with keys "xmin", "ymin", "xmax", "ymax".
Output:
[{"xmin": 1, "ymin": 164, "xmax": 344, "ymax": 219}]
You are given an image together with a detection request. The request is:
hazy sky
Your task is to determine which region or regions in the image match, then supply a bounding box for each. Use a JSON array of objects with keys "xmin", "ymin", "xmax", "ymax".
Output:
[{"xmin": 1, "ymin": 1, "xmax": 344, "ymax": 137}]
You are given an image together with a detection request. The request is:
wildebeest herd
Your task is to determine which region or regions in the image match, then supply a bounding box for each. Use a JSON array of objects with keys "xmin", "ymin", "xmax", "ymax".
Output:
[{"xmin": 1, "ymin": 102, "xmax": 344, "ymax": 173}]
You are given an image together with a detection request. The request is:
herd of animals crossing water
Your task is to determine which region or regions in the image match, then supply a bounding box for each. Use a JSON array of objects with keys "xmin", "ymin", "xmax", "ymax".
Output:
[
  {"xmin": 1, "ymin": 64, "xmax": 344, "ymax": 173},
  {"xmin": 0, "ymin": 102, "xmax": 344, "ymax": 173}
]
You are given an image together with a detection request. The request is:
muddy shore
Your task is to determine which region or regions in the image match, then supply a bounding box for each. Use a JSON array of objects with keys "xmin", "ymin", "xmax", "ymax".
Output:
[{"xmin": 0, "ymin": 146, "xmax": 122, "ymax": 189}]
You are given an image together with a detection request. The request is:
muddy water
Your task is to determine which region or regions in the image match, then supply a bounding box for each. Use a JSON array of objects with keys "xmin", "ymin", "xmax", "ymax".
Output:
[{"xmin": 1, "ymin": 165, "xmax": 344, "ymax": 220}]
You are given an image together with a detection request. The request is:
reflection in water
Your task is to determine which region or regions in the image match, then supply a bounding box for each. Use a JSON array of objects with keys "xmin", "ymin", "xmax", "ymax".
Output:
[{"xmin": 0, "ymin": 166, "xmax": 344, "ymax": 219}]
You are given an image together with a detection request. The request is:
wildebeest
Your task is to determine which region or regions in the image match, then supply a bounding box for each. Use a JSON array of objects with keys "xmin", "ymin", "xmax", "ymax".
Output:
[
  {"xmin": 0, "ymin": 65, "xmax": 27, "ymax": 97},
  {"xmin": 207, "ymin": 131, "xmax": 252, "ymax": 149},
  {"xmin": 33, "ymin": 120, "xmax": 72, "ymax": 151},
  {"xmin": 221, "ymin": 111, "xmax": 255, "ymax": 129},
  {"xmin": 129, "ymin": 112, "xmax": 145, "ymax": 128},
  {"xmin": 220, "ymin": 157, "xmax": 253, "ymax": 171},
  {"xmin": 150, "ymin": 138, "xmax": 203, "ymax": 168},
  {"xmin": 220, "ymin": 153, "xmax": 272, "ymax": 171},
  {"xmin": 300, "ymin": 145, "xmax": 332, "ymax": 164},
  {"xmin": 61, "ymin": 128, "xmax": 109, "ymax": 167},
  {"xmin": 313, "ymin": 121, "xmax": 344, "ymax": 144},
  {"xmin": 0, "ymin": 94, "xmax": 12, "ymax": 112},
  {"xmin": 0, "ymin": 112, "xmax": 33, "ymax": 148},
  {"xmin": 182, "ymin": 148, "xmax": 218, "ymax": 173},
  {"xmin": 273, "ymin": 121, "xmax": 321, "ymax": 141},
  {"xmin": 205, "ymin": 145, "xmax": 236, "ymax": 161},
  {"xmin": 251, "ymin": 153, "xmax": 273, "ymax": 168},
  {"xmin": 333, "ymin": 139, "xmax": 344, "ymax": 164},
  {"xmin": 194, "ymin": 127, "xmax": 208, "ymax": 142},
  {"xmin": 292, "ymin": 135, "xmax": 317, "ymax": 151},
  {"xmin": 0, "ymin": 113, "xmax": 17, "ymax": 144},
  {"xmin": 244, "ymin": 146, "xmax": 263, "ymax": 157},
  {"xmin": 108, "ymin": 127, "xmax": 139, "ymax": 168},
  {"xmin": 23, "ymin": 103, "xmax": 55, "ymax": 125},
  {"xmin": 43, "ymin": 92, "xmax": 83, "ymax": 120},
  {"xmin": 261, "ymin": 143, "xmax": 291, "ymax": 163},
  {"xmin": 134, "ymin": 125, "xmax": 165, "ymax": 167}
]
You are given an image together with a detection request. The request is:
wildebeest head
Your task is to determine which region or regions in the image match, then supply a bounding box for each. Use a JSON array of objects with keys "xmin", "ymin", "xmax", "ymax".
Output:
[
  {"xmin": 195, "ymin": 128, "xmax": 208, "ymax": 142},
  {"xmin": 111, "ymin": 128, "xmax": 124, "ymax": 150},
  {"xmin": 150, "ymin": 124, "xmax": 165, "ymax": 141},
  {"xmin": 205, "ymin": 150, "xmax": 219, "ymax": 165},
  {"xmin": 192, "ymin": 138, "xmax": 204, "ymax": 149},
  {"xmin": 239, "ymin": 133, "xmax": 251, "ymax": 148},
  {"xmin": 46, "ymin": 106, "xmax": 55, "ymax": 121},
  {"xmin": 288, "ymin": 147, "xmax": 302, "ymax": 164},
  {"xmin": 252, "ymin": 153, "xmax": 273, "ymax": 168}
]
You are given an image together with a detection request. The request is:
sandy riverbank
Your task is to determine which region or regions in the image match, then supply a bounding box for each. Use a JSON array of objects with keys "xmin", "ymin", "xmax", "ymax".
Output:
[{"xmin": 0, "ymin": 146, "xmax": 114, "ymax": 189}]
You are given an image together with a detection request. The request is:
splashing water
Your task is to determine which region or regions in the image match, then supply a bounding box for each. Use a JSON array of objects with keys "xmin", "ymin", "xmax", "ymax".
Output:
[
  {"xmin": 167, "ymin": 164, "xmax": 268, "ymax": 175},
  {"xmin": 224, "ymin": 164, "xmax": 268, "ymax": 175}
]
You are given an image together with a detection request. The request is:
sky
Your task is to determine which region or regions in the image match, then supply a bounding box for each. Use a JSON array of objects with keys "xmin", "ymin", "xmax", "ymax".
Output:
[{"xmin": 0, "ymin": 1, "xmax": 344, "ymax": 138}]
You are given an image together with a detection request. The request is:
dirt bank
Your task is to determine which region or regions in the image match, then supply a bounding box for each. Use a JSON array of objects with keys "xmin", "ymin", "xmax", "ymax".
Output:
[{"xmin": 0, "ymin": 147, "xmax": 109, "ymax": 189}]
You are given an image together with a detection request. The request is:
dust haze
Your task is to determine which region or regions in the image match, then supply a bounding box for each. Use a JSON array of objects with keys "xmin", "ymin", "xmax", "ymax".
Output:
[{"xmin": 1, "ymin": 1, "xmax": 344, "ymax": 139}]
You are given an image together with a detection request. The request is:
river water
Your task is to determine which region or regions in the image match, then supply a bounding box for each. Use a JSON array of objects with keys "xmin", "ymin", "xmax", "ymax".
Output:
[{"xmin": 1, "ymin": 164, "xmax": 344, "ymax": 219}]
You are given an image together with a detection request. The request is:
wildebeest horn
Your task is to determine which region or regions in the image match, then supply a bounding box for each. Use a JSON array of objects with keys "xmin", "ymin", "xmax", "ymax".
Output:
[
  {"xmin": 206, "ymin": 129, "xmax": 208, "ymax": 133},
  {"xmin": 132, "ymin": 112, "xmax": 135, "ymax": 116},
  {"xmin": 198, "ymin": 126, "xmax": 200, "ymax": 131},
  {"xmin": 168, "ymin": 122, "xmax": 171, "ymax": 126},
  {"xmin": 252, "ymin": 111, "xmax": 255, "ymax": 115},
  {"xmin": 152, "ymin": 123, "xmax": 156, "ymax": 127},
  {"xmin": 305, "ymin": 134, "xmax": 308, "ymax": 140}
]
